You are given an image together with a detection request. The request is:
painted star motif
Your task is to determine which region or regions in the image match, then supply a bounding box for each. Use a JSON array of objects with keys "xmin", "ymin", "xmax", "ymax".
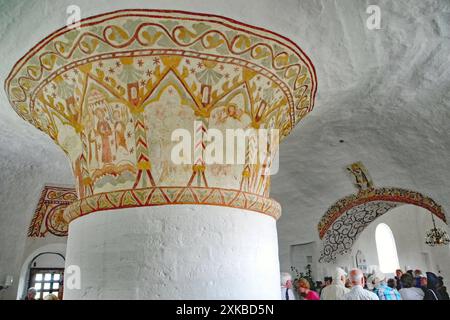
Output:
[
  {"xmin": 108, "ymin": 67, "xmax": 115, "ymax": 74},
  {"xmin": 197, "ymin": 62, "xmax": 203, "ymax": 69},
  {"xmin": 153, "ymin": 57, "xmax": 160, "ymax": 65},
  {"xmin": 146, "ymin": 70, "xmax": 153, "ymax": 77},
  {"xmin": 137, "ymin": 59, "xmax": 144, "ymax": 67},
  {"xmin": 115, "ymin": 61, "xmax": 121, "ymax": 68},
  {"xmin": 190, "ymin": 68, "xmax": 196, "ymax": 74}
]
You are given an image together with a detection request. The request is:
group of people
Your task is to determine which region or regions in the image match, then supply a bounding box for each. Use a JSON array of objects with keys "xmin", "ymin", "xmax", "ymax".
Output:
[
  {"xmin": 281, "ymin": 268, "xmax": 450, "ymax": 300},
  {"xmin": 23, "ymin": 288, "xmax": 59, "ymax": 300}
]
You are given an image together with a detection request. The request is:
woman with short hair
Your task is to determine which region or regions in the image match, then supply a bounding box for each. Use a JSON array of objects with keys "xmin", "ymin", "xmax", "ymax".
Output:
[
  {"xmin": 297, "ymin": 278, "xmax": 320, "ymax": 300},
  {"xmin": 399, "ymin": 273, "xmax": 424, "ymax": 300}
]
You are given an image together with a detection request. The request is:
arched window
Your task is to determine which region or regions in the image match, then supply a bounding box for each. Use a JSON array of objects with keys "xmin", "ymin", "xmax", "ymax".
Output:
[{"xmin": 375, "ymin": 223, "xmax": 400, "ymax": 273}]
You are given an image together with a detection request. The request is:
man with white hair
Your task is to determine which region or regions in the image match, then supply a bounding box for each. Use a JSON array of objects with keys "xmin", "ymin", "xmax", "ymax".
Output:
[
  {"xmin": 24, "ymin": 287, "xmax": 36, "ymax": 300},
  {"xmin": 320, "ymin": 267, "xmax": 351, "ymax": 300},
  {"xmin": 342, "ymin": 268, "xmax": 379, "ymax": 300},
  {"xmin": 280, "ymin": 272, "xmax": 296, "ymax": 300},
  {"xmin": 369, "ymin": 271, "xmax": 401, "ymax": 300}
]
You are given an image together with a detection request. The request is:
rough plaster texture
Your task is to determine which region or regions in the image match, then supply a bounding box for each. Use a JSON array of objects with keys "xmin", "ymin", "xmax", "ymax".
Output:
[
  {"xmin": 0, "ymin": 0, "xmax": 450, "ymax": 299},
  {"xmin": 64, "ymin": 205, "xmax": 280, "ymax": 300}
]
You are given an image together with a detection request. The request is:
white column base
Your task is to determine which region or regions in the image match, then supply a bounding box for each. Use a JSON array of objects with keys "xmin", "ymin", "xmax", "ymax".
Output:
[{"xmin": 64, "ymin": 205, "xmax": 280, "ymax": 299}]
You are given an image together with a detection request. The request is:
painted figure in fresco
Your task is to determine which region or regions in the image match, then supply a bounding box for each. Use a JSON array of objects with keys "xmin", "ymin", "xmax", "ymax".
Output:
[
  {"xmin": 95, "ymin": 108, "xmax": 113, "ymax": 164},
  {"xmin": 84, "ymin": 110, "xmax": 99, "ymax": 163},
  {"xmin": 215, "ymin": 104, "xmax": 243, "ymax": 124},
  {"xmin": 347, "ymin": 162, "xmax": 374, "ymax": 192},
  {"xmin": 73, "ymin": 155, "xmax": 84, "ymax": 199},
  {"xmin": 113, "ymin": 109, "xmax": 128, "ymax": 153}
]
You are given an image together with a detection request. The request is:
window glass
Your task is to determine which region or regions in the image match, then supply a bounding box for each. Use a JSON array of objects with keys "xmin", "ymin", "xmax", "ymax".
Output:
[{"xmin": 375, "ymin": 223, "xmax": 400, "ymax": 273}]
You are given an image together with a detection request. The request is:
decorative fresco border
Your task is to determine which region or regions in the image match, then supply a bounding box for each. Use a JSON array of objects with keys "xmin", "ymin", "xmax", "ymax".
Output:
[
  {"xmin": 318, "ymin": 187, "xmax": 447, "ymax": 239},
  {"xmin": 64, "ymin": 186, "xmax": 282, "ymax": 223},
  {"xmin": 28, "ymin": 185, "xmax": 77, "ymax": 237}
]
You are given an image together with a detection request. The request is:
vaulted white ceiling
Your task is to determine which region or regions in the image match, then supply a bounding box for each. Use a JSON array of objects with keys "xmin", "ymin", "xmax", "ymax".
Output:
[{"xmin": 0, "ymin": 0, "xmax": 449, "ymax": 281}]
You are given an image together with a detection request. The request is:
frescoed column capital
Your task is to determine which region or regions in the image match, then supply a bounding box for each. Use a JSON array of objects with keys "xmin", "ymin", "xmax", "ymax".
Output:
[{"xmin": 5, "ymin": 10, "xmax": 317, "ymax": 219}]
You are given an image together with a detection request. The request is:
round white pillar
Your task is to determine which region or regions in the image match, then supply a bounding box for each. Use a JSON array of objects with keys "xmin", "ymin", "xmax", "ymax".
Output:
[{"xmin": 64, "ymin": 205, "xmax": 280, "ymax": 299}]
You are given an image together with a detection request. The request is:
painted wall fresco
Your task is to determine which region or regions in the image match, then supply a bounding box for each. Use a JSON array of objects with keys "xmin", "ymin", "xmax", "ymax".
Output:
[
  {"xmin": 346, "ymin": 161, "xmax": 373, "ymax": 192},
  {"xmin": 28, "ymin": 186, "xmax": 77, "ymax": 237},
  {"xmin": 5, "ymin": 10, "xmax": 317, "ymax": 221},
  {"xmin": 64, "ymin": 186, "xmax": 281, "ymax": 222},
  {"xmin": 319, "ymin": 201, "xmax": 399, "ymax": 263}
]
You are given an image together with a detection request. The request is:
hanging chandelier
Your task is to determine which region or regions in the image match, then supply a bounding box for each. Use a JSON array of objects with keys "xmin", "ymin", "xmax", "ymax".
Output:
[{"xmin": 425, "ymin": 213, "xmax": 450, "ymax": 246}]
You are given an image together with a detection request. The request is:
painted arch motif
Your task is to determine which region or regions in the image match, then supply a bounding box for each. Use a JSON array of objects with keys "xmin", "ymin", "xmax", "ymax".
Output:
[{"xmin": 318, "ymin": 187, "xmax": 447, "ymax": 263}]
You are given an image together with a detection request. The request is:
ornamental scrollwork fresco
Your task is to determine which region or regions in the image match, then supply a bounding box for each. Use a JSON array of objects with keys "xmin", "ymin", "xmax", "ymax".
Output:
[
  {"xmin": 318, "ymin": 187, "xmax": 447, "ymax": 239},
  {"xmin": 28, "ymin": 186, "xmax": 77, "ymax": 237},
  {"xmin": 318, "ymin": 161, "xmax": 447, "ymax": 263},
  {"xmin": 319, "ymin": 201, "xmax": 399, "ymax": 263}
]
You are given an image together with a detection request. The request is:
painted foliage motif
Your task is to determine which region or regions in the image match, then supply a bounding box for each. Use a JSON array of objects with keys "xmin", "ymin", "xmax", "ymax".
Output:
[
  {"xmin": 28, "ymin": 186, "xmax": 77, "ymax": 237},
  {"xmin": 6, "ymin": 10, "xmax": 317, "ymax": 220}
]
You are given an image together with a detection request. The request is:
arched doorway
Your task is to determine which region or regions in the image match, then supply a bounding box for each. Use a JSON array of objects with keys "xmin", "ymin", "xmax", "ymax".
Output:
[
  {"xmin": 27, "ymin": 252, "xmax": 65, "ymax": 300},
  {"xmin": 17, "ymin": 243, "xmax": 66, "ymax": 300}
]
